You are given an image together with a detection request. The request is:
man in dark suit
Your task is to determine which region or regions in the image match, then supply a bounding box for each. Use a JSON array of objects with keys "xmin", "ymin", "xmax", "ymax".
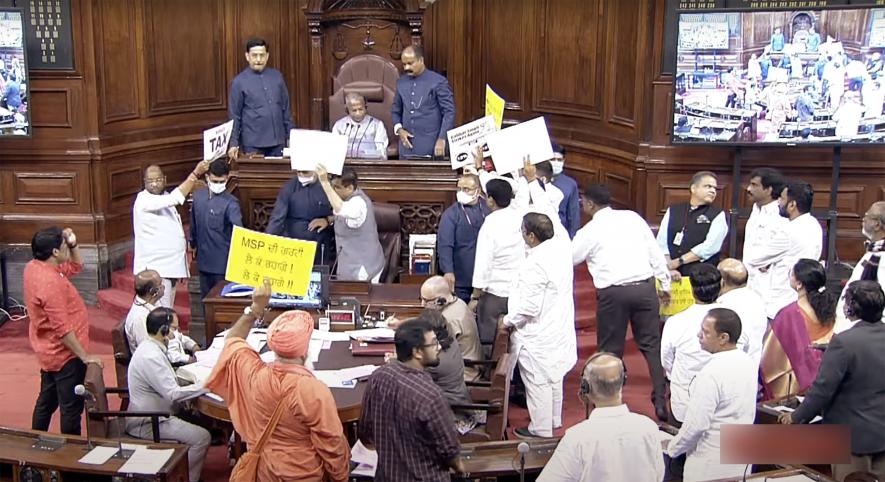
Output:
[{"xmin": 779, "ymin": 280, "xmax": 885, "ymax": 481}]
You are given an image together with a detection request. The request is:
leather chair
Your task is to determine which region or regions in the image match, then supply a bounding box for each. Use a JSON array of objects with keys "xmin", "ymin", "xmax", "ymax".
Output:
[
  {"xmin": 83, "ymin": 363, "xmax": 168, "ymax": 442},
  {"xmin": 454, "ymin": 352, "xmax": 513, "ymax": 442},
  {"xmin": 110, "ymin": 320, "xmax": 132, "ymax": 410},
  {"xmin": 328, "ymin": 54, "xmax": 400, "ymax": 158},
  {"xmin": 374, "ymin": 202, "xmax": 402, "ymax": 283}
]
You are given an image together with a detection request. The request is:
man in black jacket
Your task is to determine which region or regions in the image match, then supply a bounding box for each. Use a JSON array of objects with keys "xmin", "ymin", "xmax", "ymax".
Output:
[{"xmin": 779, "ymin": 280, "xmax": 885, "ymax": 481}]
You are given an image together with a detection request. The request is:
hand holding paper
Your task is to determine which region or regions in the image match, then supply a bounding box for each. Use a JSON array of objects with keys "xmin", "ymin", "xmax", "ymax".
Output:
[
  {"xmin": 289, "ymin": 130, "xmax": 347, "ymax": 175},
  {"xmin": 485, "ymin": 116, "xmax": 554, "ymax": 174}
]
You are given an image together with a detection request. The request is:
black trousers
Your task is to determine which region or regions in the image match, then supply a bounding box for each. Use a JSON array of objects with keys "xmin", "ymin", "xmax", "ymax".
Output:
[
  {"xmin": 666, "ymin": 406, "xmax": 686, "ymax": 479},
  {"xmin": 596, "ymin": 279, "xmax": 667, "ymax": 403},
  {"xmin": 476, "ymin": 291, "xmax": 508, "ymax": 346},
  {"xmin": 199, "ymin": 271, "xmax": 227, "ymax": 302},
  {"xmin": 32, "ymin": 357, "xmax": 87, "ymax": 435}
]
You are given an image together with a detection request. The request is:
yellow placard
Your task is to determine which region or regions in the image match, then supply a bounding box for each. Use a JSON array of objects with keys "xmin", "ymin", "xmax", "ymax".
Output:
[
  {"xmin": 658, "ymin": 277, "xmax": 695, "ymax": 317},
  {"xmin": 225, "ymin": 226, "xmax": 317, "ymax": 296},
  {"xmin": 485, "ymin": 84, "xmax": 505, "ymax": 130}
]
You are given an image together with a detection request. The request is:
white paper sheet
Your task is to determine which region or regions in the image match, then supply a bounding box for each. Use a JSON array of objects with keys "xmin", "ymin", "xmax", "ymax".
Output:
[
  {"xmin": 446, "ymin": 115, "xmax": 497, "ymax": 169},
  {"xmin": 117, "ymin": 448, "xmax": 175, "ymax": 475},
  {"xmin": 193, "ymin": 348, "xmax": 221, "ymax": 367},
  {"xmin": 336, "ymin": 364, "xmax": 379, "ymax": 380},
  {"xmin": 78, "ymin": 446, "xmax": 119, "ymax": 465},
  {"xmin": 289, "ymin": 129, "xmax": 347, "ymax": 175},
  {"xmin": 345, "ymin": 327, "xmax": 395, "ymax": 340},
  {"xmin": 175, "ymin": 364, "xmax": 213, "ymax": 386},
  {"xmin": 351, "ymin": 439, "xmax": 378, "ymax": 468},
  {"xmin": 313, "ymin": 370, "xmax": 357, "ymax": 389},
  {"xmin": 205, "ymin": 392, "xmax": 224, "ymax": 402},
  {"xmin": 485, "ymin": 116, "xmax": 554, "ymax": 174},
  {"xmin": 311, "ymin": 330, "xmax": 351, "ymax": 342},
  {"xmin": 202, "ymin": 120, "xmax": 234, "ymax": 162}
]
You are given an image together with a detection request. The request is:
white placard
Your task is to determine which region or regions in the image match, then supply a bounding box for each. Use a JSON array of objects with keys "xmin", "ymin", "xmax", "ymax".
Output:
[
  {"xmin": 202, "ymin": 120, "xmax": 234, "ymax": 162},
  {"xmin": 485, "ymin": 116, "xmax": 554, "ymax": 174},
  {"xmin": 446, "ymin": 115, "xmax": 497, "ymax": 170},
  {"xmin": 288, "ymin": 129, "xmax": 347, "ymax": 175}
]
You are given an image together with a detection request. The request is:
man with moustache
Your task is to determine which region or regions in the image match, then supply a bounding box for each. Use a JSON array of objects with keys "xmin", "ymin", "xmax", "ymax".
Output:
[
  {"xmin": 438, "ymin": 173, "xmax": 489, "ymax": 303},
  {"xmin": 392, "ymin": 45, "xmax": 456, "ymax": 158},
  {"xmin": 742, "ymin": 167, "xmax": 789, "ymax": 319},
  {"xmin": 835, "ymin": 201, "xmax": 885, "ymax": 332},
  {"xmin": 266, "ymin": 168, "xmax": 335, "ymax": 266}
]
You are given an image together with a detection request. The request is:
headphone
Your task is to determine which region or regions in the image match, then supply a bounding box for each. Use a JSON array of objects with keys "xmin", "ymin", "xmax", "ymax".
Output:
[
  {"xmin": 433, "ymin": 297, "xmax": 448, "ymax": 307},
  {"xmin": 844, "ymin": 290, "xmax": 861, "ymax": 319},
  {"xmin": 160, "ymin": 310, "xmax": 172, "ymax": 338},
  {"xmin": 579, "ymin": 351, "xmax": 627, "ymax": 398}
]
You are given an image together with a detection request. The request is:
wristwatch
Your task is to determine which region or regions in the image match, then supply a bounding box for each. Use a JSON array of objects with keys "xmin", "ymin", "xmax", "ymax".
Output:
[{"xmin": 677, "ymin": 256, "xmax": 685, "ymax": 267}]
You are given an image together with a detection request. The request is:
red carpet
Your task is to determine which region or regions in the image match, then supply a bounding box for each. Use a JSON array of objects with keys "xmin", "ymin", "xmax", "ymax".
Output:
[{"xmin": 0, "ymin": 265, "xmax": 656, "ymax": 481}]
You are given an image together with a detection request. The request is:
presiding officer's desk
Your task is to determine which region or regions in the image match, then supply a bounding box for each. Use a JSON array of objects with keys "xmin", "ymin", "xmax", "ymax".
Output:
[
  {"xmin": 203, "ymin": 280, "xmax": 424, "ymax": 338},
  {"xmin": 0, "ymin": 426, "xmax": 189, "ymax": 481}
]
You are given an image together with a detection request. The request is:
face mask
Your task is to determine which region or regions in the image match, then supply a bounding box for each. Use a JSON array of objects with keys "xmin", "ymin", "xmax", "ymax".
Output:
[
  {"xmin": 456, "ymin": 191, "xmax": 477, "ymax": 205},
  {"xmin": 208, "ymin": 181, "xmax": 227, "ymax": 194},
  {"xmin": 550, "ymin": 160, "xmax": 564, "ymax": 176},
  {"xmin": 862, "ymin": 226, "xmax": 873, "ymax": 240},
  {"xmin": 298, "ymin": 175, "xmax": 315, "ymax": 186}
]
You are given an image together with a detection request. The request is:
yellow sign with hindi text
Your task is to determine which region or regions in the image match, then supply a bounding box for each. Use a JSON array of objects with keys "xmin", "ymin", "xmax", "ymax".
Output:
[
  {"xmin": 485, "ymin": 84, "xmax": 505, "ymax": 129},
  {"xmin": 225, "ymin": 226, "xmax": 317, "ymax": 296},
  {"xmin": 659, "ymin": 277, "xmax": 695, "ymax": 317}
]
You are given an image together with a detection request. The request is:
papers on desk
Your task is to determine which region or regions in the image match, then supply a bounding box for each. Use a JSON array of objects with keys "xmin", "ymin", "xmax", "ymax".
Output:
[
  {"xmin": 311, "ymin": 330, "xmax": 351, "ymax": 342},
  {"xmin": 766, "ymin": 476, "xmax": 817, "ymax": 482},
  {"xmin": 313, "ymin": 364, "xmax": 379, "ymax": 389},
  {"xmin": 118, "ymin": 447, "xmax": 175, "ymax": 475},
  {"xmin": 769, "ymin": 403, "xmax": 823, "ymax": 424},
  {"xmin": 345, "ymin": 327, "xmax": 395, "ymax": 341},
  {"xmin": 176, "ymin": 363, "xmax": 213, "ymax": 386},
  {"xmin": 351, "ymin": 440, "xmax": 377, "ymax": 477},
  {"xmin": 79, "ymin": 446, "xmax": 120, "ymax": 465}
]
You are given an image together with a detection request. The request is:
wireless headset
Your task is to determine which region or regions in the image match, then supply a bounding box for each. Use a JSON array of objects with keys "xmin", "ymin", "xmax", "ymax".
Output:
[{"xmin": 579, "ymin": 351, "xmax": 627, "ymax": 398}]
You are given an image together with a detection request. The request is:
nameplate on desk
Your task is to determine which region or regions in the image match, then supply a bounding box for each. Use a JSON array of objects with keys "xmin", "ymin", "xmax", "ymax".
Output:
[{"xmin": 31, "ymin": 434, "xmax": 65, "ymax": 451}]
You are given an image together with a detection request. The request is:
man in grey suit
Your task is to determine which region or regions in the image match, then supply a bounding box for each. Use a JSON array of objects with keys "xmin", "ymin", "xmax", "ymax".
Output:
[{"xmin": 779, "ymin": 280, "xmax": 885, "ymax": 481}]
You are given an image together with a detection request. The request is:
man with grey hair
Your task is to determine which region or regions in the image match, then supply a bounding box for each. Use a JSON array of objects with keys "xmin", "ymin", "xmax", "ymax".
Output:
[
  {"xmin": 835, "ymin": 201, "xmax": 885, "ymax": 332},
  {"xmin": 332, "ymin": 92, "xmax": 389, "ymax": 159},
  {"xmin": 419, "ymin": 275, "xmax": 482, "ymax": 381},
  {"xmin": 538, "ymin": 352, "xmax": 664, "ymax": 481}
]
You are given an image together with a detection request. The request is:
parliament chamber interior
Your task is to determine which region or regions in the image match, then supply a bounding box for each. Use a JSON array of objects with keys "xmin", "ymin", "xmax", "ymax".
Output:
[{"xmin": 0, "ymin": 0, "xmax": 884, "ymax": 481}]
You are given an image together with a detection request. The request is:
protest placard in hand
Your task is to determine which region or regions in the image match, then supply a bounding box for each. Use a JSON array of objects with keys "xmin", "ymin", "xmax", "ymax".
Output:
[
  {"xmin": 289, "ymin": 129, "xmax": 348, "ymax": 175},
  {"xmin": 484, "ymin": 116, "xmax": 554, "ymax": 174},
  {"xmin": 203, "ymin": 120, "xmax": 234, "ymax": 161},
  {"xmin": 446, "ymin": 115, "xmax": 497, "ymax": 170}
]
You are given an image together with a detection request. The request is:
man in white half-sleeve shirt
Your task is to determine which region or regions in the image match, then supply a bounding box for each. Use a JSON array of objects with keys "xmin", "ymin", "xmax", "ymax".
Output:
[
  {"xmin": 133, "ymin": 160, "xmax": 209, "ymax": 308},
  {"xmin": 835, "ymin": 202, "xmax": 885, "ymax": 333},
  {"xmin": 124, "ymin": 270, "xmax": 164, "ymax": 353},
  {"xmin": 667, "ymin": 308, "xmax": 758, "ymax": 482},
  {"xmin": 572, "ymin": 183, "xmax": 672, "ymax": 421},
  {"xmin": 126, "ymin": 307, "xmax": 209, "ymax": 482},
  {"xmin": 538, "ymin": 352, "xmax": 664, "ymax": 482},
  {"xmin": 717, "ymin": 258, "xmax": 768, "ymax": 368}
]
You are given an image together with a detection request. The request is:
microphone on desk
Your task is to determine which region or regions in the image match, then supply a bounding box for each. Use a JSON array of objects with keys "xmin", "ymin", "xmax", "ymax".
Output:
[
  {"xmin": 74, "ymin": 385, "xmax": 95, "ymax": 450},
  {"xmin": 517, "ymin": 442, "xmax": 530, "ymax": 482}
]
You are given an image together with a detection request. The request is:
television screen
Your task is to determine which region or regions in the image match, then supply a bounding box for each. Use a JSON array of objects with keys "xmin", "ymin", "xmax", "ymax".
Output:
[
  {"xmin": 0, "ymin": 8, "xmax": 29, "ymax": 137},
  {"xmin": 672, "ymin": 7, "xmax": 885, "ymax": 145}
]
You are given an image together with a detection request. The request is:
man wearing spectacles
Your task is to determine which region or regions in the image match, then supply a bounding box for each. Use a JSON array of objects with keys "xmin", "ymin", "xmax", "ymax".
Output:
[{"xmin": 133, "ymin": 160, "xmax": 210, "ymax": 308}]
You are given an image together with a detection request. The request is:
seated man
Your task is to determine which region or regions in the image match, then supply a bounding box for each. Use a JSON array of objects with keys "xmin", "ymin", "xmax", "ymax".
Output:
[
  {"xmin": 419, "ymin": 276, "xmax": 482, "ymax": 381},
  {"xmin": 166, "ymin": 312, "xmax": 200, "ymax": 365},
  {"xmin": 538, "ymin": 353, "xmax": 664, "ymax": 482},
  {"xmin": 124, "ymin": 269, "xmax": 165, "ymax": 353},
  {"xmin": 332, "ymin": 92, "xmax": 389, "ymax": 159},
  {"xmin": 126, "ymin": 307, "xmax": 209, "ymax": 482},
  {"xmin": 316, "ymin": 165, "xmax": 385, "ymax": 282}
]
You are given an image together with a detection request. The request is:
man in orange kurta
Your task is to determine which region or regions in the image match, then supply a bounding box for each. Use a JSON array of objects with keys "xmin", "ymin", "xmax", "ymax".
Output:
[{"xmin": 205, "ymin": 281, "xmax": 350, "ymax": 481}]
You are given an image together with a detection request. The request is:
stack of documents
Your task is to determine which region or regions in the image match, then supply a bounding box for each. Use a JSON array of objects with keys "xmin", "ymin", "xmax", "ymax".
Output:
[{"xmin": 313, "ymin": 365, "xmax": 379, "ymax": 389}]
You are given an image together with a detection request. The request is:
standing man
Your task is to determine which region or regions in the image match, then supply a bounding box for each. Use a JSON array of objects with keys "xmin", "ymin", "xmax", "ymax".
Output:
[
  {"xmin": 743, "ymin": 167, "xmax": 788, "ymax": 319},
  {"xmin": 538, "ymin": 353, "xmax": 665, "ymax": 482},
  {"xmin": 667, "ymin": 308, "xmax": 758, "ymax": 482},
  {"xmin": 133, "ymin": 160, "xmax": 210, "ymax": 308},
  {"xmin": 656, "ymin": 171, "xmax": 728, "ymax": 278},
  {"xmin": 190, "ymin": 159, "xmax": 242, "ymax": 302},
  {"xmin": 572, "ymin": 184, "xmax": 672, "ymax": 420},
  {"xmin": 437, "ymin": 173, "xmax": 489, "ymax": 303},
  {"xmin": 505, "ymin": 213, "xmax": 577, "ymax": 438},
  {"xmin": 835, "ymin": 202, "xmax": 885, "ymax": 332},
  {"xmin": 126, "ymin": 307, "xmax": 209, "ymax": 482},
  {"xmin": 332, "ymin": 92, "xmax": 389, "ymax": 159},
  {"xmin": 419, "ymin": 276, "xmax": 482, "ymax": 381},
  {"xmin": 228, "ymin": 37, "xmax": 293, "ymax": 158},
  {"xmin": 315, "ymin": 165, "xmax": 385, "ymax": 282},
  {"xmin": 779, "ymin": 280, "xmax": 885, "ymax": 481},
  {"xmin": 549, "ymin": 146, "xmax": 581, "ymax": 239},
  {"xmin": 392, "ymin": 45, "xmax": 456, "ymax": 158},
  {"xmin": 717, "ymin": 258, "xmax": 768, "ymax": 368},
  {"xmin": 266, "ymin": 169, "xmax": 335, "ymax": 266},
  {"xmin": 359, "ymin": 319, "xmax": 465, "ymax": 479},
  {"xmin": 25, "ymin": 227, "xmax": 103, "ymax": 436},
  {"xmin": 124, "ymin": 269, "xmax": 165, "ymax": 353}
]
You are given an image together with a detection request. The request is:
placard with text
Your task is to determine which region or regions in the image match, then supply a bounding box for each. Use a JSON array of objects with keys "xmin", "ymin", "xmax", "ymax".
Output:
[{"xmin": 225, "ymin": 226, "xmax": 317, "ymax": 296}]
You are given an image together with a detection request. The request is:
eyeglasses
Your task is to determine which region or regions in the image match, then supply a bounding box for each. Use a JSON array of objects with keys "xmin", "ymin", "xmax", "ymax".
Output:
[
  {"xmin": 419, "ymin": 340, "xmax": 441, "ymax": 350},
  {"xmin": 144, "ymin": 176, "xmax": 166, "ymax": 184}
]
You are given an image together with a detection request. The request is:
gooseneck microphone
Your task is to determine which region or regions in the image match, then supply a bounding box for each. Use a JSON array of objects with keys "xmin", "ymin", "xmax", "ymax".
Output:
[
  {"xmin": 517, "ymin": 441, "xmax": 530, "ymax": 482},
  {"xmin": 74, "ymin": 384, "xmax": 95, "ymax": 450}
]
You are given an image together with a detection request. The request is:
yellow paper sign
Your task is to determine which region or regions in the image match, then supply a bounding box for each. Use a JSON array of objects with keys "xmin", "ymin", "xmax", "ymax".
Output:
[
  {"xmin": 225, "ymin": 226, "xmax": 318, "ymax": 296},
  {"xmin": 659, "ymin": 277, "xmax": 695, "ymax": 317},
  {"xmin": 485, "ymin": 84, "xmax": 505, "ymax": 130}
]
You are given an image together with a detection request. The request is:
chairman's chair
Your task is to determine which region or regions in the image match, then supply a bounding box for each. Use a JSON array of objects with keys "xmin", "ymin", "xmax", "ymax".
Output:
[{"xmin": 83, "ymin": 363, "xmax": 168, "ymax": 443}]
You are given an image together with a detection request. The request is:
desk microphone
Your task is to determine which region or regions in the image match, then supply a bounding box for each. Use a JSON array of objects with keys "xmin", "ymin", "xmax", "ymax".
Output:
[
  {"xmin": 74, "ymin": 385, "xmax": 95, "ymax": 450},
  {"xmin": 517, "ymin": 442, "xmax": 530, "ymax": 482}
]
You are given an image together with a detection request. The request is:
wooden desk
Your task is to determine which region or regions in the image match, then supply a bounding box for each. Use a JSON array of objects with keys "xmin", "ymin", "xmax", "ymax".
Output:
[
  {"xmin": 705, "ymin": 465, "xmax": 835, "ymax": 481},
  {"xmin": 202, "ymin": 280, "xmax": 423, "ymax": 338},
  {"xmin": 459, "ymin": 439, "xmax": 559, "ymax": 477},
  {"xmin": 0, "ymin": 426, "xmax": 189, "ymax": 482}
]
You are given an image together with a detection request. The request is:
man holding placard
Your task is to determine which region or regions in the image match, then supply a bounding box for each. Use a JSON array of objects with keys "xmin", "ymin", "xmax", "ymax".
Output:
[
  {"xmin": 392, "ymin": 45, "xmax": 456, "ymax": 159},
  {"xmin": 266, "ymin": 168, "xmax": 335, "ymax": 266},
  {"xmin": 227, "ymin": 37, "xmax": 294, "ymax": 158},
  {"xmin": 315, "ymin": 165, "xmax": 385, "ymax": 282}
]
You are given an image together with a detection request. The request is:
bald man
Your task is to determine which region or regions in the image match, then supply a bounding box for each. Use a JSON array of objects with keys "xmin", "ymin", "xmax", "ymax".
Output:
[
  {"xmin": 332, "ymin": 92, "xmax": 389, "ymax": 159},
  {"xmin": 133, "ymin": 160, "xmax": 209, "ymax": 308},
  {"xmin": 124, "ymin": 269, "xmax": 165, "ymax": 352},
  {"xmin": 716, "ymin": 258, "xmax": 767, "ymax": 368},
  {"xmin": 835, "ymin": 201, "xmax": 885, "ymax": 332},
  {"xmin": 538, "ymin": 353, "xmax": 664, "ymax": 482},
  {"xmin": 205, "ymin": 280, "xmax": 350, "ymax": 481},
  {"xmin": 420, "ymin": 276, "xmax": 482, "ymax": 381}
]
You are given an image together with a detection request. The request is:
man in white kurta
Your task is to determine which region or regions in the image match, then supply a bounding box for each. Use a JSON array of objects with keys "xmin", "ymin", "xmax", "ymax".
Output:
[
  {"xmin": 835, "ymin": 202, "xmax": 885, "ymax": 333},
  {"xmin": 743, "ymin": 168, "xmax": 790, "ymax": 318},
  {"xmin": 504, "ymin": 212, "xmax": 577, "ymax": 438},
  {"xmin": 133, "ymin": 161, "xmax": 209, "ymax": 308},
  {"xmin": 667, "ymin": 308, "xmax": 758, "ymax": 482},
  {"xmin": 717, "ymin": 258, "xmax": 768, "ymax": 369},
  {"xmin": 332, "ymin": 92, "xmax": 389, "ymax": 159}
]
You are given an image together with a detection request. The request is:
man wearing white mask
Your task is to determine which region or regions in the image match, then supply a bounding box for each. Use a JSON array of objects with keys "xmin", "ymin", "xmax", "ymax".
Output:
[
  {"xmin": 550, "ymin": 145, "xmax": 581, "ymax": 239},
  {"xmin": 437, "ymin": 173, "xmax": 489, "ymax": 303},
  {"xmin": 266, "ymin": 168, "xmax": 335, "ymax": 265},
  {"xmin": 835, "ymin": 201, "xmax": 885, "ymax": 332},
  {"xmin": 190, "ymin": 159, "xmax": 243, "ymax": 302}
]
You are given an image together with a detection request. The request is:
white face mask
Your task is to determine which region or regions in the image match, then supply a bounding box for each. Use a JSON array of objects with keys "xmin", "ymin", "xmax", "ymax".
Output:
[
  {"xmin": 550, "ymin": 160, "xmax": 564, "ymax": 176},
  {"xmin": 208, "ymin": 181, "xmax": 227, "ymax": 194},
  {"xmin": 298, "ymin": 175, "xmax": 315, "ymax": 186},
  {"xmin": 456, "ymin": 191, "xmax": 478, "ymax": 205}
]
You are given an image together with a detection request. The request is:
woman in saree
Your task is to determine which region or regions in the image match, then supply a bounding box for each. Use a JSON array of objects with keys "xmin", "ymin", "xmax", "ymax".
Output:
[{"xmin": 760, "ymin": 259, "xmax": 838, "ymax": 401}]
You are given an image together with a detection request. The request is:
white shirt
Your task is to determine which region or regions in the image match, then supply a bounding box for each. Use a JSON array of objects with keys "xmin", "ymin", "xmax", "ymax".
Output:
[
  {"xmin": 764, "ymin": 213, "xmax": 823, "ymax": 318},
  {"xmin": 537, "ymin": 404, "xmax": 665, "ymax": 482},
  {"xmin": 504, "ymin": 236, "xmax": 577, "ymax": 382},
  {"xmin": 863, "ymin": 83, "xmax": 885, "ymax": 118},
  {"xmin": 124, "ymin": 297, "xmax": 155, "ymax": 353},
  {"xmin": 132, "ymin": 188, "xmax": 189, "ymax": 278},
  {"xmin": 572, "ymin": 207, "xmax": 671, "ymax": 291},
  {"xmin": 661, "ymin": 303, "xmax": 719, "ymax": 422},
  {"xmin": 744, "ymin": 201, "xmax": 790, "ymax": 318},
  {"xmin": 668, "ymin": 349, "xmax": 758, "ymax": 482},
  {"xmin": 166, "ymin": 330, "xmax": 199, "ymax": 364},
  {"xmin": 835, "ymin": 246, "xmax": 885, "ymax": 333},
  {"xmin": 472, "ymin": 205, "xmax": 525, "ymax": 297},
  {"xmin": 717, "ymin": 287, "xmax": 769, "ymax": 369},
  {"xmin": 126, "ymin": 338, "xmax": 205, "ymax": 430},
  {"xmin": 834, "ymin": 101, "xmax": 864, "ymax": 139},
  {"xmin": 335, "ymin": 194, "xmax": 367, "ymax": 229},
  {"xmin": 332, "ymin": 114, "xmax": 388, "ymax": 159}
]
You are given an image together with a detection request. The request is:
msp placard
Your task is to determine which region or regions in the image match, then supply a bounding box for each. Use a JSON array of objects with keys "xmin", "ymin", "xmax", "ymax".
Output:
[
  {"xmin": 485, "ymin": 84, "xmax": 505, "ymax": 129},
  {"xmin": 225, "ymin": 226, "xmax": 317, "ymax": 296},
  {"xmin": 659, "ymin": 277, "xmax": 694, "ymax": 317}
]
